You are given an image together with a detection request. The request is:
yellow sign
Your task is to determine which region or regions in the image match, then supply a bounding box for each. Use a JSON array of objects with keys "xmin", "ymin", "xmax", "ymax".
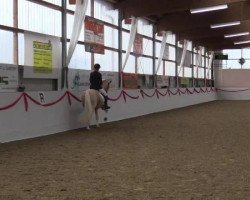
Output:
[{"xmin": 33, "ymin": 41, "xmax": 52, "ymax": 73}]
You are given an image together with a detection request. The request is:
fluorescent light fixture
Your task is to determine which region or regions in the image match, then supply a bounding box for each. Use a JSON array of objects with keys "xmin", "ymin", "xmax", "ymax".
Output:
[
  {"xmin": 210, "ymin": 21, "xmax": 240, "ymax": 29},
  {"xmin": 234, "ymin": 40, "xmax": 250, "ymax": 45},
  {"xmin": 190, "ymin": 4, "xmax": 228, "ymax": 14},
  {"xmin": 224, "ymin": 32, "xmax": 249, "ymax": 38}
]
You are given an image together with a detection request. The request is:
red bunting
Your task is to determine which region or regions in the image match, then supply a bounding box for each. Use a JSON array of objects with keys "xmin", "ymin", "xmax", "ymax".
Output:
[{"xmin": 0, "ymin": 88, "xmax": 217, "ymax": 112}]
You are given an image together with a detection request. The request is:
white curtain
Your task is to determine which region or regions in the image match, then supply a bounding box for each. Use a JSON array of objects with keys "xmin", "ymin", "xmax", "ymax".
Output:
[
  {"xmin": 207, "ymin": 51, "xmax": 214, "ymax": 78},
  {"xmin": 155, "ymin": 31, "xmax": 171, "ymax": 74},
  {"xmin": 122, "ymin": 17, "xmax": 138, "ymax": 72},
  {"xmin": 178, "ymin": 39, "xmax": 188, "ymax": 76},
  {"xmin": 195, "ymin": 46, "xmax": 202, "ymax": 78},
  {"xmin": 66, "ymin": 0, "xmax": 89, "ymax": 67}
]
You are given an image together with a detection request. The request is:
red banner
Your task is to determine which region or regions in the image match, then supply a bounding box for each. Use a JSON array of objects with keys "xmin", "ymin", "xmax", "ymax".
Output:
[
  {"xmin": 124, "ymin": 18, "xmax": 132, "ymax": 24},
  {"xmin": 69, "ymin": 0, "xmax": 76, "ymax": 4},
  {"xmin": 123, "ymin": 73, "xmax": 138, "ymax": 89},
  {"xmin": 133, "ymin": 35, "xmax": 143, "ymax": 56},
  {"xmin": 85, "ymin": 18, "xmax": 104, "ymax": 54}
]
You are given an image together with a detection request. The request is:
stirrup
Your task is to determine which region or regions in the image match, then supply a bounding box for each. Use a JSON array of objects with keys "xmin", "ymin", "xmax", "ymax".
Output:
[{"xmin": 102, "ymin": 105, "xmax": 110, "ymax": 110}]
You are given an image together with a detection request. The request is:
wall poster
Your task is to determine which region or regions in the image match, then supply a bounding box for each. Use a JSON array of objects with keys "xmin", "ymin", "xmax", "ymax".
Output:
[
  {"xmin": 0, "ymin": 64, "xmax": 18, "ymax": 92},
  {"xmin": 85, "ymin": 18, "xmax": 105, "ymax": 54}
]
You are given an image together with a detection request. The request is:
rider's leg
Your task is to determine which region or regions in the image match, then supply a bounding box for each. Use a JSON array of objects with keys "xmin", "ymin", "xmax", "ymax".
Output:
[{"xmin": 99, "ymin": 89, "xmax": 110, "ymax": 110}]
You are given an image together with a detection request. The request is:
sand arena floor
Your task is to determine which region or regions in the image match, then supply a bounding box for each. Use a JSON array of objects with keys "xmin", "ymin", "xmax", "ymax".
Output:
[{"xmin": 1, "ymin": 101, "xmax": 250, "ymax": 200}]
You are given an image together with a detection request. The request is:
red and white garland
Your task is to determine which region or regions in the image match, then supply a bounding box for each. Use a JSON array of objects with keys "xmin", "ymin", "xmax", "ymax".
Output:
[{"xmin": 0, "ymin": 88, "xmax": 217, "ymax": 112}]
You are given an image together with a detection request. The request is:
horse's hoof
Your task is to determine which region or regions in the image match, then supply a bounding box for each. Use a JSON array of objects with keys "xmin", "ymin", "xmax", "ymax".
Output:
[
  {"xmin": 96, "ymin": 124, "xmax": 100, "ymax": 128},
  {"xmin": 86, "ymin": 127, "xmax": 90, "ymax": 130}
]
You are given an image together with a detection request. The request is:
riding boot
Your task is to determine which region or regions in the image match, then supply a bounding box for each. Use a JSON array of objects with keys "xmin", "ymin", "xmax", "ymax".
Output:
[{"xmin": 103, "ymin": 96, "xmax": 110, "ymax": 110}]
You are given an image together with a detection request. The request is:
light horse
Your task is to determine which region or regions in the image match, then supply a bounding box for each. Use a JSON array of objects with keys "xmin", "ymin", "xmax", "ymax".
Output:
[{"xmin": 81, "ymin": 79, "xmax": 111, "ymax": 130}]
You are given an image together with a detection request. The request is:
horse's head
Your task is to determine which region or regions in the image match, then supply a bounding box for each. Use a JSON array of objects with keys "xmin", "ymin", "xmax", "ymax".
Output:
[{"xmin": 102, "ymin": 79, "xmax": 112, "ymax": 92}]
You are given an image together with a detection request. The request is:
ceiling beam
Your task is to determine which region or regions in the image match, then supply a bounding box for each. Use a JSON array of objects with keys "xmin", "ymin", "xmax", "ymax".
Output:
[
  {"xmin": 117, "ymin": 0, "xmax": 248, "ymax": 19},
  {"xmin": 192, "ymin": 35, "xmax": 250, "ymax": 45},
  {"xmin": 178, "ymin": 20, "xmax": 250, "ymax": 41},
  {"xmin": 194, "ymin": 38, "xmax": 250, "ymax": 50},
  {"xmin": 208, "ymin": 43, "xmax": 250, "ymax": 50},
  {"xmin": 157, "ymin": 1, "xmax": 250, "ymax": 32}
]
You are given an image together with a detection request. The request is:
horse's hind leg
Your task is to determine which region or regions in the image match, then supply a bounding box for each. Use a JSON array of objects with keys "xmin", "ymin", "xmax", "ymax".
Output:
[
  {"xmin": 86, "ymin": 108, "xmax": 93, "ymax": 130},
  {"xmin": 86, "ymin": 111, "xmax": 92, "ymax": 130},
  {"xmin": 95, "ymin": 109, "xmax": 100, "ymax": 127},
  {"xmin": 86, "ymin": 118, "xmax": 90, "ymax": 130}
]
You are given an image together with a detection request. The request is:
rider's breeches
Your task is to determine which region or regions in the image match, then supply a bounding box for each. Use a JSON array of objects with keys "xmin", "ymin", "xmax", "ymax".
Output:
[{"xmin": 99, "ymin": 88, "xmax": 108, "ymax": 97}]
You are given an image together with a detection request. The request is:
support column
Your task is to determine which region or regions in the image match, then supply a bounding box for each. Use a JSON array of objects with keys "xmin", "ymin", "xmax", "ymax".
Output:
[
  {"xmin": 118, "ymin": 9, "xmax": 123, "ymax": 88},
  {"xmin": 204, "ymin": 49, "xmax": 207, "ymax": 87},
  {"xmin": 211, "ymin": 58, "xmax": 214, "ymax": 87},
  {"xmin": 13, "ymin": 0, "xmax": 18, "ymax": 65},
  {"xmin": 61, "ymin": 0, "xmax": 67, "ymax": 89},
  {"xmin": 192, "ymin": 46, "xmax": 194, "ymax": 87},
  {"xmin": 152, "ymin": 25, "xmax": 156, "ymax": 88},
  {"xmin": 175, "ymin": 35, "xmax": 178, "ymax": 88},
  {"xmin": 91, "ymin": 0, "xmax": 94, "ymax": 69}
]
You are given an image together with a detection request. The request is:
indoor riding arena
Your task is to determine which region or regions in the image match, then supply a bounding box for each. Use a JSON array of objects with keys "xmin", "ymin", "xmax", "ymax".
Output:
[{"xmin": 1, "ymin": 0, "xmax": 250, "ymax": 199}]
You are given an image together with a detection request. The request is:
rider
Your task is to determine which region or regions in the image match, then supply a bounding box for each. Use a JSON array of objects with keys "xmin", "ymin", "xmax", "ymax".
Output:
[{"xmin": 89, "ymin": 63, "xmax": 110, "ymax": 110}]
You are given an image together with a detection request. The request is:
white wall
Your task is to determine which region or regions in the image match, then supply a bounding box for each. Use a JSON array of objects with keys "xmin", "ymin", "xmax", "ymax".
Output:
[
  {"xmin": 217, "ymin": 88, "xmax": 250, "ymax": 100},
  {"xmin": 215, "ymin": 68, "xmax": 250, "ymax": 88},
  {"xmin": 215, "ymin": 67, "xmax": 250, "ymax": 100},
  {"xmin": 0, "ymin": 88, "xmax": 217, "ymax": 143}
]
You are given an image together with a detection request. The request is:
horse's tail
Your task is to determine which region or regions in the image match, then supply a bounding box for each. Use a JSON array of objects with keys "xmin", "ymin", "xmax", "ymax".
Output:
[{"xmin": 83, "ymin": 90, "xmax": 93, "ymax": 124}]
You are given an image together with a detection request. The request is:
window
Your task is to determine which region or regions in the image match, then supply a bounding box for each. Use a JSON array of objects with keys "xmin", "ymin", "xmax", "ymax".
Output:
[
  {"xmin": 122, "ymin": 31, "xmax": 130, "ymax": 51},
  {"xmin": 0, "ymin": 0, "xmax": 213, "ymax": 87},
  {"xmin": 68, "ymin": 43, "xmax": 91, "ymax": 70},
  {"xmin": 177, "ymin": 66, "xmax": 183, "ymax": 77},
  {"xmin": 104, "ymin": 26, "xmax": 118, "ymax": 49},
  {"xmin": 223, "ymin": 49, "xmax": 250, "ymax": 69},
  {"xmin": 18, "ymin": 33, "xmax": 24, "ymax": 65},
  {"xmin": 0, "ymin": 30, "xmax": 13, "ymax": 64},
  {"xmin": 137, "ymin": 19, "xmax": 153, "ymax": 37},
  {"xmin": 0, "ymin": 0, "xmax": 13, "ymax": 26},
  {"xmin": 122, "ymin": 20, "xmax": 131, "ymax": 30},
  {"xmin": 122, "ymin": 53, "xmax": 135, "ymax": 73},
  {"xmin": 18, "ymin": 0, "xmax": 61, "ymax": 37},
  {"xmin": 167, "ymin": 34, "xmax": 176, "ymax": 45},
  {"xmin": 95, "ymin": 50, "xmax": 118, "ymax": 72},
  {"xmin": 155, "ymin": 42, "xmax": 162, "ymax": 58},
  {"xmin": 67, "ymin": 14, "xmax": 84, "ymax": 41},
  {"xmin": 155, "ymin": 59, "xmax": 163, "ymax": 75},
  {"xmin": 43, "ymin": 0, "xmax": 61, "ymax": 6},
  {"xmin": 137, "ymin": 57, "xmax": 153, "ymax": 75},
  {"xmin": 223, "ymin": 49, "xmax": 241, "ymax": 59},
  {"xmin": 222, "ymin": 60, "xmax": 242, "ymax": 69},
  {"xmin": 169, "ymin": 46, "xmax": 176, "ymax": 61},
  {"xmin": 155, "ymin": 34, "xmax": 162, "ymax": 41},
  {"xmin": 142, "ymin": 38, "xmax": 153, "ymax": 56},
  {"xmin": 184, "ymin": 67, "xmax": 192, "ymax": 78},
  {"xmin": 94, "ymin": 0, "xmax": 118, "ymax": 25},
  {"xmin": 242, "ymin": 49, "xmax": 250, "ymax": 59},
  {"xmin": 187, "ymin": 41, "xmax": 192, "ymax": 51},
  {"xmin": 202, "ymin": 56, "xmax": 205, "ymax": 67},
  {"xmin": 206, "ymin": 70, "xmax": 212, "ymax": 79},
  {"xmin": 67, "ymin": 0, "xmax": 91, "ymax": 16},
  {"xmin": 197, "ymin": 68, "xmax": 204, "ymax": 78},
  {"xmin": 165, "ymin": 61, "xmax": 176, "ymax": 76}
]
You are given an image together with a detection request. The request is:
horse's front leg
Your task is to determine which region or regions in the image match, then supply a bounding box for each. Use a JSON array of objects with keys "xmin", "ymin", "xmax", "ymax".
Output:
[{"xmin": 95, "ymin": 109, "xmax": 100, "ymax": 127}]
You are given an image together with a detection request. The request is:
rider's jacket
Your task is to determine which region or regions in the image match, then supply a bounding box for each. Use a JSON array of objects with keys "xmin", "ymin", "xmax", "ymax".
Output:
[{"xmin": 89, "ymin": 70, "xmax": 102, "ymax": 90}]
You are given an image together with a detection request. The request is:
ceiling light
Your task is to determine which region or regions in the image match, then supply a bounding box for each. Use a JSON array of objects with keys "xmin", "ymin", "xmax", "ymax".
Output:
[
  {"xmin": 234, "ymin": 40, "xmax": 250, "ymax": 45},
  {"xmin": 210, "ymin": 21, "xmax": 240, "ymax": 29},
  {"xmin": 224, "ymin": 32, "xmax": 249, "ymax": 38},
  {"xmin": 190, "ymin": 4, "xmax": 228, "ymax": 14}
]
